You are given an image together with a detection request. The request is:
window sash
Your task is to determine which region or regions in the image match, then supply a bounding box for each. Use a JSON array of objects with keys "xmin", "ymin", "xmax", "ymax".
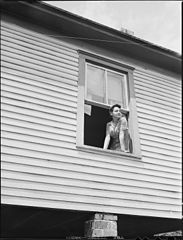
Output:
[{"xmin": 85, "ymin": 62, "xmax": 128, "ymax": 110}]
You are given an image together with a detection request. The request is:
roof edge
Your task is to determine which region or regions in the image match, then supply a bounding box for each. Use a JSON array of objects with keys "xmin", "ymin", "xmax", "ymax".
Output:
[{"xmin": 40, "ymin": 1, "xmax": 181, "ymax": 59}]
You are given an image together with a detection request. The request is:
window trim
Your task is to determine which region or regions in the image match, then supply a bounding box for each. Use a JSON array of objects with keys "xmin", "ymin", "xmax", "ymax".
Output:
[{"xmin": 76, "ymin": 50, "xmax": 142, "ymax": 158}]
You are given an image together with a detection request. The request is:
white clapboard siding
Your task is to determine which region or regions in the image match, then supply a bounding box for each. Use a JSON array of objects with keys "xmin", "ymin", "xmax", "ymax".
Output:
[
  {"xmin": 2, "ymin": 195, "xmax": 181, "ymax": 219},
  {"xmin": 2, "ymin": 169, "xmax": 181, "ymax": 199},
  {"xmin": 1, "ymin": 42, "xmax": 78, "ymax": 70},
  {"xmin": 134, "ymin": 69, "xmax": 181, "ymax": 88},
  {"xmin": 1, "ymin": 161, "xmax": 181, "ymax": 197},
  {"xmin": 1, "ymin": 143, "xmax": 181, "ymax": 173},
  {"xmin": 1, "ymin": 147, "xmax": 181, "ymax": 185},
  {"xmin": 134, "ymin": 70, "xmax": 181, "ymax": 163},
  {"xmin": 2, "ymin": 179, "xmax": 181, "ymax": 207},
  {"xmin": 135, "ymin": 83, "xmax": 181, "ymax": 102},
  {"xmin": 2, "ymin": 67, "xmax": 78, "ymax": 87},
  {"xmin": 1, "ymin": 16, "xmax": 181, "ymax": 219}
]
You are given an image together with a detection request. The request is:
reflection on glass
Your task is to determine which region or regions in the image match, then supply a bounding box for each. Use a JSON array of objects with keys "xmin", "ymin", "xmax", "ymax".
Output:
[
  {"xmin": 107, "ymin": 71, "xmax": 127, "ymax": 108},
  {"xmin": 86, "ymin": 65, "xmax": 105, "ymax": 103}
]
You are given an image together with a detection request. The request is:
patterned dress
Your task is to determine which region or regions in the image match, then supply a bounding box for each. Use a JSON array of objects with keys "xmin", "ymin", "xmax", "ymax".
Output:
[{"xmin": 106, "ymin": 116, "xmax": 129, "ymax": 151}]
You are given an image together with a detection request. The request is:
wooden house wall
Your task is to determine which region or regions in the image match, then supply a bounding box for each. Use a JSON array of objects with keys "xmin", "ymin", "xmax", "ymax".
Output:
[{"xmin": 1, "ymin": 15, "xmax": 181, "ymax": 219}]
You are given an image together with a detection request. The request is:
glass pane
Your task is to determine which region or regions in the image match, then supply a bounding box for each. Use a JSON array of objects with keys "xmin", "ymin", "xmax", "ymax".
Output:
[
  {"xmin": 107, "ymin": 71, "xmax": 127, "ymax": 108},
  {"xmin": 86, "ymin": 64, "xmax": 105, "ymax": 103}
]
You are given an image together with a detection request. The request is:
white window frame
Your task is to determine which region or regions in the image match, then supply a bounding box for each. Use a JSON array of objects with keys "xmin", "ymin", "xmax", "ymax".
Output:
[
  {"xmin": 76, "ymin": 50, "xmax": 142, "ymax": 159},
  {"xmin": 85, "ymin": 62, "xmax": 129, "ymax": 112}
]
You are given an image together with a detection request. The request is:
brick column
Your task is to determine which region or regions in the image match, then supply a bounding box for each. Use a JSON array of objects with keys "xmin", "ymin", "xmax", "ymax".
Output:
[{"xmin": 85, "ymin": 213, "xmax": 118, "ymax": 238}]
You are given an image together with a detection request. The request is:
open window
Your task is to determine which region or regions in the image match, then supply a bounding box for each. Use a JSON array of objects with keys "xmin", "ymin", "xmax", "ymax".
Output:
[{"xmin": 77, "ymin": 50, "xmax": 141, "ymax": 158}]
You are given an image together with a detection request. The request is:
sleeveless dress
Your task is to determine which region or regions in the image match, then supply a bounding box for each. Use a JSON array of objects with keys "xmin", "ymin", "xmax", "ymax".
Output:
[{"xmin": 106, "ymin": 117, "xmax": 129, "ymax": 151}]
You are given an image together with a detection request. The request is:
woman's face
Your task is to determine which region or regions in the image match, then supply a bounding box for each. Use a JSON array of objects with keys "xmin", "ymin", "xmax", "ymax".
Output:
[{"xmin": 111, "ymin": 106, "xmax": 122, "ymax": 119}]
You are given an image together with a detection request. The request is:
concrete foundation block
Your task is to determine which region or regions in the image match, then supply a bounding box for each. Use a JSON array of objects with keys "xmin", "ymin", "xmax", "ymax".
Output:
[
  {"xmin": 93, "ymin": 213, "xmax": 118, "ymax": 221},
  {"xmin": 103, "ymin": 214, "xmax": 118, "ymax": 221},
  {"xmin": 85, "ymin": 219, "xmax": 118, "ymax": 237},
  {"xmin": 93, "ymin": 213, "xmax": 103, "ymax": 220},
  {"xmin": 86, "ymin": 228, "xmax": 117, "ymax": 237}
]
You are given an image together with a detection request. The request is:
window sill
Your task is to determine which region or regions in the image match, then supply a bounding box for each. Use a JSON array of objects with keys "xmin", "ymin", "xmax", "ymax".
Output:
[{"xmin": 76, "ymin": 144, "xmax": 142, "ymax": 160}]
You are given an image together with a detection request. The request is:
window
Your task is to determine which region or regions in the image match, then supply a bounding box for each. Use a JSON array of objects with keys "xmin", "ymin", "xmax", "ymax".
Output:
[
  {"xmin": 86, "ymin": 63, "xmax": 128, "ymax": 109},
  {"xmin": 77, "ymin": 50, "xmax": 141, "ymax": 158}
]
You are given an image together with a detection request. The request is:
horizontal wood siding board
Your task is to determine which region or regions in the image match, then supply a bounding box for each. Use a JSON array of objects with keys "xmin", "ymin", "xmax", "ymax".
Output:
[
  {"xmin": 135, "ymin": 87, "xmax": 181, "ymax": 106},
  {"xmin": 1, "ymin": 22, "xmax": 77, "ymax": 53},
  {"xmin": 2, "ymin": 134, "xmax": 181, "ymax": 167},
  {"xmin": 134, "ymin": 66, "xmax": 181, "ymax": 212},
  {"xmin": 4, "ymin": 125, "xmax": 181, "ymax": 158},
  {"xmin": 135, "ymin": 81, "xmax": 181, "ymax": 99},
  {"xmin": 142, "ymin": 158, "xmax": 181, "ymax": 172},
  {"xmin": 2, "ymin": 100, "xmax": 76, "ymax": 120},
  {"xmin": 1, "ymin": 36, "xmax": 78, "ymax": 65},
  {"xmin": 2, "ymin": 157, "xmax": 181, "ymax": 194},
  {"xmin": 2, "ymin": 89, "xmax": 77, "ymax": 111},
  {"xmin": 138, "ymin": 119, "xmax": 181, "ymax": 136},
  {"xmin": 1, "ymin": 49, "xmax": 79, "ymax": 76},
  {"xmin": 1, "ymin": 90, "xmax": 76, "ymax": 114},
  {"xmin": 1, "ymin": 50, "xmax": 78, "ymax": 77},
  {"xmin": 2, "ymin": 162, "xmax": 180, "ymax": 193},
  {"xmin": 138, "ymin": 123, "xmax": 181, "ymax": 140},
  {"xmin": 1, "ymin": 152, "xmax": 181, "ymax": 182},
  {"xmin": 1, "ymin": 154, "xmax": 181, "ymax": 187},
  {"xmin": 1, "ymin": 43, "xmax": 79, "ymax": 71},
  {"xmin": 140, "ymin": 145, "xmax": 181, "ymax": 159},
  {"xmin": 1, "ymin": 113, "xmax": 76, "ymax": 132},
  {"xmin": 1, "ymin": 35, "xmax": 78, "ymax": 65},
  {"xmin": 2, "ymin": 186, "xmax": 180, "ymax": 212},
  {"xmin": 2, "ymin": 71, "xmax": 78, "ymax": 91},
  {"xmin": 2, "ymin": 196, "xmax": 181, "ymax": 218},
  {"xmin": 2, "ymin": 75, "xmax": 78, "ymax": 97},
  {"xmin": 136, "ymin": 106, "xmax": 181, "ymax": 124},
  {"xmin": 1, "ymin": 67, "xmax": 78, "ymax": 87},
  {"xmin": 139, "ymin": 132, "xmax": 181, "ymax": 147},
  {"xmin": 2, "ymin": 120, "xmax": 76, "ymax": 138},
  {"xmin": 2, "ymin": 179, "xmax": 181, "ymax": 206},
  {"xmin": 2, "ymin": 57, "xmax": 78, "ymax": 81},
  {"xmin": 134, "ymin": 75, "xmax": 181, "ymax": 94},
  {"xmin": 2, "ymin": 81, "xmax": 77, "ymax": 104},
  {"xmin": 2, "ymin": 128, "xmax": 75, "ymax": 145},
  {"xmin": 134, "ymin": 81, "xmax": 181, "ymax": 101},
  {"xmin": 2, "ymin": 134, "xmax": 75, "ymax": 150},
  {"xmin": 140, "ymin": 139, "xmax": 181, "ymax": 153},
  {"xmin": 136, "ymin": 99, "xmax": 181, "ymax": 116},
  {"xmin": 2, "ymin": 169, "xmax": 181, "ymax": 199},
  {"xmin": 2, "ymin": 111, "xmax": 76, "ymax": 132},
  {"xmin": 1, "ymin": 26, "xmax": 78, "ymax": 58},
  {"xmin": 2, "ymin": 178, "xmax": 181, "ymax": 205},
  {"xmin": 1, "ymin": 22, "xmax": 78, "ymax": 53},
  {"xmin": 135, "ymin": 84, "xmax": 181, "ymax": 105},
  {"xmin": 135, "ymin": 93, "xmax": 181, "ymax": 111},
  {"xmin": 2, "ymin": 62, "xmax": 78, "ymax": 83},
  {"xmin": 137, "ymin": 112, "xmax": 181, "ymax": 129},
  {"xmin": 139, "ymin": 128, "xmax": 181, "ymax": 143},
  {"xmin": 2, "ymin": 143, "xmax": 181, "ymax": 172},
  {"xmin": 141, "ymin": 151, "xmax": 180, "ymax": 163},
  {"xmin": 134, "ymin": 70, "xmax": 181, "ymax": 89}
]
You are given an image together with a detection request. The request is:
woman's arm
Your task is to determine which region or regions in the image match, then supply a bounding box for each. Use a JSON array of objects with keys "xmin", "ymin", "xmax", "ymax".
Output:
[
  {"xmin": 120, "ymin": 115, "xmax": 128, "ymax": 130},
  {"xmin": 119, "ymin": 130, "xmax": 125, "ymax": 151},
  {"xmin": 103, "ymin": 134, "xmax": 110, "ymax": 149},
  {"xmin": 103, "ymin": 123, "xmax": 111, "ymax": 149},
  {"xmin": 119, "ymin": 115, "xmax": 130, "ymax": 152}
]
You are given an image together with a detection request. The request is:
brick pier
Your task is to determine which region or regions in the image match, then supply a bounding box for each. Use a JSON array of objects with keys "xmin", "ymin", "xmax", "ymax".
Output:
[{"xmin": 85, "ymin": 213, "xmax": 118, "ymax": 238}]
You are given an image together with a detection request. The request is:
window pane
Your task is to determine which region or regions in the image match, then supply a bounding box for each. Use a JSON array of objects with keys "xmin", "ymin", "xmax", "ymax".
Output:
[
  {"xmin": 86, "ymin": 64, "xmax": 105, "ymax": 103},
  {"xmin": 107, "ymin": 71, "xmax": 127, "ymax": 108}
]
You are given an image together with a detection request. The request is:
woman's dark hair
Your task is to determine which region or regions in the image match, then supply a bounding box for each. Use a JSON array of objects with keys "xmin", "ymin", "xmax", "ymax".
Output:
[{"xmin": 109, "ymin": 104, "xmax": 121, "ymax": 114}]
